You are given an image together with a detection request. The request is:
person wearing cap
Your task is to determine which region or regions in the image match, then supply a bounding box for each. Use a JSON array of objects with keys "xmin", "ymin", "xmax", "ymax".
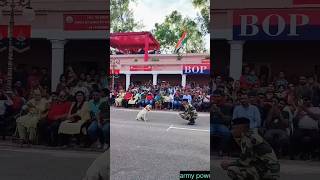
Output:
[
  {"xmin": 221, "ymin": 117, "xmax": 280, "ymax": 180},
  {"xmin": 179, "ymin": 99, "xmax": 198, "ymax": 125}
]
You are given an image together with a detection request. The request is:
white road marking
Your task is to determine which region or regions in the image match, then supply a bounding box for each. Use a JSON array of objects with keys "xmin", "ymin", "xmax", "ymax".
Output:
[
  {"xmin": 167, "ymin": 126, "xmax": 210, "ymax": 132},
  {"xmin": 111, "ymin": 107, "xmax": 210, "ymax": 117},
  {"xmin": 166, "ymin": 124, "xmax": 173, "ymax": 131}
]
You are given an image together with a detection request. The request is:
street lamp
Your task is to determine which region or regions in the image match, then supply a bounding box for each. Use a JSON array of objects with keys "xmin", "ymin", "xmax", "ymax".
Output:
[{"xmin": 0, "ymin": 0, "xmax": 34, "ymax": 93}]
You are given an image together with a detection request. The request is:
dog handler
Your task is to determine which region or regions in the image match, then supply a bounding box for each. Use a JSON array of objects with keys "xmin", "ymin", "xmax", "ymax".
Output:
[{"xmin": 179, "ymin": 99, "xmax": 198, "ymax": 125}]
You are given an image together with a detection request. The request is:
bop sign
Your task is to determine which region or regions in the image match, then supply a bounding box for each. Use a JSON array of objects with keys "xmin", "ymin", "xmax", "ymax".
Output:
[
  {"xmin": 233, "ymin": 10, "xmax": 320, "ymax": 40},
  {"xmin": 183, "ymin": 64, "xmax": 210, "ymax": 75}
]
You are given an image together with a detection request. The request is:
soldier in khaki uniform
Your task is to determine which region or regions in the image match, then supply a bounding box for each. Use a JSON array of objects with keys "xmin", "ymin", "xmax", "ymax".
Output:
[
  {"xmin": 221, "ymin": 117, "xmax": 280, "ymax": 180},
  {"xmin": 179, "ymin": 99, "xmax": 198, "ymax": 125}
]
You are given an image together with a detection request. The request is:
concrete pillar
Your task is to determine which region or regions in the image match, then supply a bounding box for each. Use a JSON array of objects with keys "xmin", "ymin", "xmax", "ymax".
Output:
[
  {"xmin": 125, "ymin": 74, "xmax": 131, "ymax": 90},
  {"xmin": 152, "ymin": 74, "xmax": 158, "ymax": 86},
  {"xmin": 229, "ymin": 41, "xmax": 244, "ymax": 80},
  {"xmin": 51, "ymin": 39, "xmax": 66, "ymax": 92},
  {"xmin": 181, "ymin": 74, "xmax": 186, "ymax": 87}
]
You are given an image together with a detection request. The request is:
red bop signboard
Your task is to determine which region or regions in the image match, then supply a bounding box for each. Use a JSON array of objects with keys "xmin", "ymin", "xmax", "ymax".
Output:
[
  {"xmin": 64, "ymin": 14, "xmax": 109, "ymax": 31},
  {"xmin": 183, "ymin": 64, "xmax": 210, "ymax": 75},
  {"xmin": 233, "ymin": 9, "xmax": 320, "ymax": 40},
  {"xmin": 130, "ymin": 66, "xmax": 152, "ymax": 71}
]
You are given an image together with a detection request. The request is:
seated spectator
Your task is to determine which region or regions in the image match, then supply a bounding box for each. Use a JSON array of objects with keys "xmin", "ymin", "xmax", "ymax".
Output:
[
  {"xmin": 58, "ymin": 91, "xmax": 90, "ymax": 146},
  {"xmin": 56, "ymin": 74, "xmax": 69, "ymax": 94},
  {"xmin": 274, "ymin": 71, "xmax": 288, "ymax": 90},
  {"xmin": 115, "ymin": 90, "xmax": 125, "ymax": 107},
  {"xmin": 71, "ymin": 81, "xmax": 90, "ymax": 100},
  {"xmin": 10, "ymin": 90, "xmax": 26, "ymax": 115},
  {"xmin": 0, "ymin": 90, "xmax": 13, "ymax": 140},
  {"xmin": 162, "ymin": 93, "xmax": 171, "ymax": 109},
  {"xmin": 173, "ymin": 91, "xmax": 182, "ymax": 110},
  {"xmin": 128, "ymin": 91, "xmax": 140, "ymax": 107},
  {"xmin": 182, "ymin": 91, "xmax": 192, "ymax": 104},
  {"xmin": 16, "ymin": 89, "xmax": 48, "ymax": 144},
  {"xmin": 201, "ymin": 93, "xmax": 210, "ymax": 111},
  {"xmin": 290, "ymin": 96, "xmax": 320, "ymax": 160},
  {"xmin": 264, "ymin": 98, "xmax": 290, "ymax": 156},
  {"xmin": 38, "ymin": 91, "xmax": 71, "ymax": 146},
  {"xmin": 122, "ymin": 91, "xmax": 133, "ymax": 108},
  {"xmin": 211, "ymin": 90, "xmax": 233, "ymax": 156},
  {"xmin": 192, "ymin": 92, "xmax": 203, "ymax": 111},
  {"xmin": 295, "ymin": 76, "xmax": 312, "ymax": 100},
  {"xmin": 87, "ymin": 90, "xmax": 109, "ymax": 149},
  {"xmin": 145, "ymin": 92, "xmax": 154, "ymax": 106},
  {"xmin": 232, "ymin": 93, "xmax": 261, "ymax": 129},
  {"xmin": 154, "ymin": 93, "xmax": 163, "ymax": 109}
]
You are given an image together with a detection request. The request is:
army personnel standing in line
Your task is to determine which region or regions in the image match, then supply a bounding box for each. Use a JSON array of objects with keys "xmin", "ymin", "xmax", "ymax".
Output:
[
  {"xmin": 179, "ymin": 99, "xmax": 198, "ymax": 125},
  {"xmin": 221, "ymin": 117, "xmax": 280, "ymax": 180}
]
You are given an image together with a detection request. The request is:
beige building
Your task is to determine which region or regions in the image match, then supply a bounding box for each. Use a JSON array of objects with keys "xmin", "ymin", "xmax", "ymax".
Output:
[
  {"xmin": 0, "ymin": 0, "xmax": 109, "ymax": 91},
  {"xmin": 212, "ymin": 0, "xmax": 320, "ymax": 81}
]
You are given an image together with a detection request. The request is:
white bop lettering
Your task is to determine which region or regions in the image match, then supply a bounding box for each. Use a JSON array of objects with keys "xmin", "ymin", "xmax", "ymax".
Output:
[
  {"xmin": 240, "ymin": 15, "xmax": 259, "ymax": 36},
  {"xmin": 288, "ymin": 14, "xmax": 309, "ymax": 36},
  {"xmin": 262, "ymin": 14, "xmax": 285, "ymax": 36}
]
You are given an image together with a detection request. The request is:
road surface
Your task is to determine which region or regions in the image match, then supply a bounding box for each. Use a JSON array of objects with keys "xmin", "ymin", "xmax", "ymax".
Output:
[
  {"xmin": 110, "ymin": 107, "xmax": 210, "ymax": 180},
  {"xmin": 0, "ymin": 145, "xmax": 101, "ymax": 180}
]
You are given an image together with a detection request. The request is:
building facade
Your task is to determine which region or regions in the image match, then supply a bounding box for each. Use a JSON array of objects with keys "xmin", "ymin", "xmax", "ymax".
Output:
[
  {"xmin": 111, "ymin": 53, "xmax": 210, "ymax": 90},
  {"xmin": 0, "ymin": 0, "xmax": 109, "ymax": 91},
  {"xmin": 212, "ymin": 0, "xmax": 320, "ymax": 81}
]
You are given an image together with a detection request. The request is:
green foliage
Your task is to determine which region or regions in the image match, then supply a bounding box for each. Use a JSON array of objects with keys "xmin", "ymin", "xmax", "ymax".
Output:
[
  {"xmin": 192, "ymin": 0, "xmax": 210, "ymax": 34},
  {"xmin": 152, "ymin": 11, "xmax": 205, "ymax": 54},
  {"xmin": 110, "ymin": 0, "xmax": 143, "ymax": 32}
]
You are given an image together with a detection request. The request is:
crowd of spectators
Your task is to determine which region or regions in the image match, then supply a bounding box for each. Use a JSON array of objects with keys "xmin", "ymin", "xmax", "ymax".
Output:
[
  {"xmin": 211, "ymin": 66, "xmax": 320, "ymax": 160},
  {"xmin": 111, "ymin": 81, "xmax": 211, "ymax": 112},
  {"xmin": 0, "ymin": 66, "xmax": 110, "ymax": 150}
]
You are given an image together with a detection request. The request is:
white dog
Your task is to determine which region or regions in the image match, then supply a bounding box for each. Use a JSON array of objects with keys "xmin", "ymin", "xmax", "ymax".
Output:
[{"xmin": 136, "ymin": 105, "xmax": 152, "ymax": 121}]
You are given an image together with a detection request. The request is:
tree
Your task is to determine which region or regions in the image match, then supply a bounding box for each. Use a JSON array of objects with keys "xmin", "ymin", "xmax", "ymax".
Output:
[
  {"xmin": 110, "ymin": 0, "xmax": 143, "ymax": 32},
  {"xmin": 192, "ymin": 0, "xmax": 210, "ymax": 34},
  {"xmin": 152, "ymin": 11, "xmax": 205, "ymax": 54}
]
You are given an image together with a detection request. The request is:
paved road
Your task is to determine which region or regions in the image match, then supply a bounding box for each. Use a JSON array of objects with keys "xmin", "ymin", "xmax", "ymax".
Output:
[
  {"xmin": 110, "ymin": 108, "xmax": 210, "ymax": 180},
  {"xmin": 0, "ymin": 146, "xmax": 101, "ymax": 180},
  {"xmin": 211, "ymin": 156, "xmax": 320, "ymax": 180}
]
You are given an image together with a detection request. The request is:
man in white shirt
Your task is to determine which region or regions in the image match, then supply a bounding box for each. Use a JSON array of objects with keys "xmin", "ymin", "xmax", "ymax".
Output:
[
  {"xmin": 182, "ymin": 91, "xmax": 192, "ymax": 104},
  {"xmin": 233, "ymin": 93, "xmax": 261, "ymax": 129}
]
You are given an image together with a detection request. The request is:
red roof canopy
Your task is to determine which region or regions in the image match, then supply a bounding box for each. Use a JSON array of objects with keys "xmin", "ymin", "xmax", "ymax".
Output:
[{"xmin": 110, "ymin": 32, "xmax": 160, "ymax": 53}]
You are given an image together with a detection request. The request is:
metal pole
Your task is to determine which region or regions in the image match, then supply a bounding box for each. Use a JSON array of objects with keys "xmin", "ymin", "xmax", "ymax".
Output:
[
  {"xmin": 6, "ymin": 0, "xmax": 14, "ymax": 93},
  {"xmin": 112, "ymin": 59, "xmax": 115, "ymax": 92}
]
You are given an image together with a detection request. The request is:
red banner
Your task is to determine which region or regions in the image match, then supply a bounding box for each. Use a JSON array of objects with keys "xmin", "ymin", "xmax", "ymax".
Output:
[
  {"xmin": 130, "ymin": 65, "xmax": 152, "ymax": 71},
  {"xmin": 0, "ymin": 25, "xmax": 31, "ymax": 38},
  {"xmin": 293, "ymin": 0, "xmax": 320, "ymax": 4},
  {"xmin": 201, "ymin": 59, "xmax": 210, "ymax": 64},
  {"xmin": 0, "ymin": 26, "xmax": 8, "ymax": 38},
  {"xmin": 110, "ymin": 69, "xmax": 120, "ymax": 75},
  {"xmin": 64, "ymin": 14, "xmax": 109, "ymax": 31}
]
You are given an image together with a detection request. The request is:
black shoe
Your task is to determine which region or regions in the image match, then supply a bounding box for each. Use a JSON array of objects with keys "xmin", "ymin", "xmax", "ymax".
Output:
[{"xmin": 187, "ymin": 122, "xmax": 195, "ymax": 125}]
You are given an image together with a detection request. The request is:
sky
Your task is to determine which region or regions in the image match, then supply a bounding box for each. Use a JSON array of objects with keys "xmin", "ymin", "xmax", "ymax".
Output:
[{"xmin": 130, "ymin": 0, "xmax": 210, "ymax": 51}]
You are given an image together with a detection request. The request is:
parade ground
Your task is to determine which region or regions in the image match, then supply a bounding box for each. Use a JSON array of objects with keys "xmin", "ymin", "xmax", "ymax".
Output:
[
  {"xmin": 110, "ymin": 107, "xmax": 210, "ymax": 179},
  {"xmin": 0, "ymin": 146, "xmax": 100, "ymax": 180}
]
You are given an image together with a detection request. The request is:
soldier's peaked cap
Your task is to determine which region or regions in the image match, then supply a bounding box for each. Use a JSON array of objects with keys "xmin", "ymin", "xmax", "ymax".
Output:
[{"xmin": 233, "ymin": 117, "xmax": 250, "ymax": 125}]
